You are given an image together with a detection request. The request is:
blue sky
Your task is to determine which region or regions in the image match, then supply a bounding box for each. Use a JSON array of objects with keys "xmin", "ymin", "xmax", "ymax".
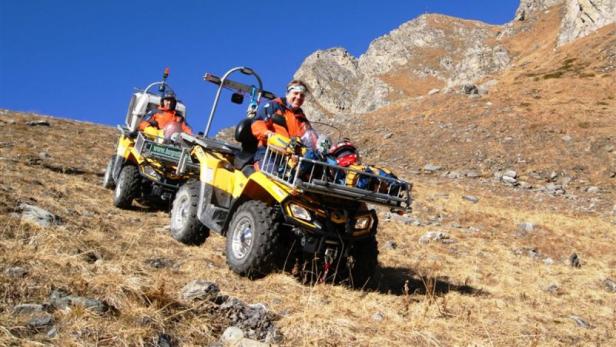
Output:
[{"xmin": 1, "ymin": 1, "xmax": 519, "ymax": 134}]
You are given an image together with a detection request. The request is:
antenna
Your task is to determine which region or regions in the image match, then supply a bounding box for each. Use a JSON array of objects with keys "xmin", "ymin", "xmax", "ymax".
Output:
[{"xmin": 160, "ymin": 67, "xmax": 170, "ymax": 93}]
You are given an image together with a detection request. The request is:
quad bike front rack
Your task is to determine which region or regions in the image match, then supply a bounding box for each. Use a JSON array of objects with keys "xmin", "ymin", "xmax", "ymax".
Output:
[
  {"xmin": 134, "ymin": 132, "xmax": 199, "ymax": 172},
  {"xmin": 260, "ymin": 144, "xmax": 413, "ymax": 211}
]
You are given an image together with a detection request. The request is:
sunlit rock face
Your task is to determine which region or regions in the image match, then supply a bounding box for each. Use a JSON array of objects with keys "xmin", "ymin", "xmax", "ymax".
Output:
[
  {"xmin": 558, "ymin": 0, "xmax": 616, "ymax": 45},
  {"xmin": 294, "ymin": 14, "xmax": 509, "ymax": 120}
]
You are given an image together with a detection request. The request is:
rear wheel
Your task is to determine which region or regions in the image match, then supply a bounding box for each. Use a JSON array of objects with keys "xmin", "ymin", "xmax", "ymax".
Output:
[
  {"xmin": 102, "ymin": 156, "xmax": 117, "ymax": 189},
  {"xmin": 170, "ymin": 182, "xmax": 209, "ymax": 245},
  {"xmin": 226, "ymin": 200, "xmax": 280, "ymax": 278},
  {"xmin": 113, "ymin": 165, "xmax": 141, "ymax": 209}
]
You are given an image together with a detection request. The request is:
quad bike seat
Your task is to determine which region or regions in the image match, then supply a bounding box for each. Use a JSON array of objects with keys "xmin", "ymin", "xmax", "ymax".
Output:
[{"xmin": 233, "ymin": 118, "xmax": 258, "ymax": 172}]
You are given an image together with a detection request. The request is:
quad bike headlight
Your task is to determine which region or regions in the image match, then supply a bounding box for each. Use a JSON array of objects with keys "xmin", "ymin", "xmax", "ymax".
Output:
[
  {"xmin": 289, "ymin": 203, "xmax": 312, "ymax": 222},
  {"xmin": 354, "ymin": 215, "xmax": 372, "ymax": 230}
]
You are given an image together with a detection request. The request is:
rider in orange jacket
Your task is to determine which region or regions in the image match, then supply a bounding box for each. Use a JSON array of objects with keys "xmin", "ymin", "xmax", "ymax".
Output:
[
  {"xmin": 251, "ymin": 80, "xmax": 311, "ymax": 143},
  {"xmin": 250, "ymin": 80, "xmax": 311, "ymax": 169},
  {"xmin": 139, "ymin": 91, "xmax": 192, "ymax": 135}
]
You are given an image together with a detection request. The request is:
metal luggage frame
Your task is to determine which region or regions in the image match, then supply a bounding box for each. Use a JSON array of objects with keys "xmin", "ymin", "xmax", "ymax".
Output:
[
  {"xmin": 260, "ymin": 144, "xmax": 412, "ymax": 210},
  {"xmin": 134, "ymin": 132, "xmax": 199, "ymax": 171}
]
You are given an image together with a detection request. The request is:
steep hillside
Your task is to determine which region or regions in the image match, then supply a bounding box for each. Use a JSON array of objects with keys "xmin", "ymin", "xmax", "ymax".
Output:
[
  {"xmin": 1, "ymin": 93, "xmax": 615, "ymax": 345},
  {"xmin": 350, "ymin": 21, "xmax": 616, "ymax": 215}
]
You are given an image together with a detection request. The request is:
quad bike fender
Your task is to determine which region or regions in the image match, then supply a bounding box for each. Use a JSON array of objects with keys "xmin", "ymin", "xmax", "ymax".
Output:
[
  {"xmin": 115, "ymin": 135, "xmax": 134, "ymax": 160},
  {"xmin": 193, "ymin": 168, "xmax": 292, "ymax": 234},
  {"xmin": 190, "ymin": 145, "xmax": 292, "ymax": 233},
  {"xmin": 112, "ymin": 136, "xmax": 134, "ymax": 181},
  {"xmin": 115, "ymin": 135, "xmax": 145, "ymax": 165},
  {"xmin": 112, "ymin": 134, "xmax": 148, "ymax": 181},
  {"xmin": 214, "ymin": 174, "xmax": 291, "ymax": 234},
  {"xmin": 191, "ymin": 146, "xmax": 231, "ymax": 188},
  {"xmin": 242, "ymin": 172, "xmax": 291, "ymax": 203},
  {"xmin": 191, "ymin": 145, "xmax": 290, "ymax": 203}
]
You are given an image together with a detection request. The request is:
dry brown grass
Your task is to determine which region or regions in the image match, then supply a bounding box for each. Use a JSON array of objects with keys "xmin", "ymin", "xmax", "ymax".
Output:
[
  {"xmin": 380, "ymin": 72, "xmax": 444, "ymax": 99},
  {"xmin": 1, "ymin": 110, "xmax": 615, "ymax": 346}
]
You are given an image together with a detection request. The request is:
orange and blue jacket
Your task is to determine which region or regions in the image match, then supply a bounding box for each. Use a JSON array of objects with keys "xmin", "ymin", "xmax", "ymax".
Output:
[
  {"xmin": 251, "ymin": 97, "xmax": 310, "ymax": 146},
  {"xmin": 138, "ymin": 107, "xmax": 192, "ymax": 134}
]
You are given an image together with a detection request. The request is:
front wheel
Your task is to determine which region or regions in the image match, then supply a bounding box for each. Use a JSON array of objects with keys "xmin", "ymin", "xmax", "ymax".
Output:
[
  {"xmin": 225, "ymin": 200, "xmax": 280, "ymax": 278},
  {"xmin": 113, "ymin": 165, "xmax": 141, "ymax": 209},
  {"xmin": 170, "ymin": 182, "xmax": 209, "ymax": 245},
  {"xmin": 347, "ymin": 235, "xmax": 379, "ymax": 289}
]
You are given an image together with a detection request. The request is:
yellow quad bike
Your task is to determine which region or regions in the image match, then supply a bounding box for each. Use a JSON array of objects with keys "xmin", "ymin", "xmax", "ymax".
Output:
[
  {"xmin": 102, "ymin": 70, "xmax": 199, "ymax": 211},
  {"xmin": 171, "ymin": 67, "xmax": 412, "ymax": 287}
]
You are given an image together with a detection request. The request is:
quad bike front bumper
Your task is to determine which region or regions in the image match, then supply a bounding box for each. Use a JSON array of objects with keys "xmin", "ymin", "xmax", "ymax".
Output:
[{"xmin": 280, "ymin": 200, "xmax": 378, "ymax": 253}]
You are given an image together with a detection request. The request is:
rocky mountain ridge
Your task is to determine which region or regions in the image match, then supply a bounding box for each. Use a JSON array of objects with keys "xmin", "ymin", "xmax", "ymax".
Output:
[
  {"xmin": 295, "ymin": 0, "xmax": 615, "ymax": 121},
  {"xmin": 295, "ymin": 14, "xmax": 510, "ymax": 120}
]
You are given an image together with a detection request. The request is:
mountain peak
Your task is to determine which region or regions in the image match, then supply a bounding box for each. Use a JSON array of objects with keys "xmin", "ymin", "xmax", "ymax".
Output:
[{"xmin": 295, "ymin": 0, "xmax": 615, "ymax": 120}]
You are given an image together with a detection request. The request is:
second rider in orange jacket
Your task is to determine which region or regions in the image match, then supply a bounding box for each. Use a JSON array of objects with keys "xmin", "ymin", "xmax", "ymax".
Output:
[{"xmin": 139, "ymin": 91, "xmax": 192, "ymax": 135}]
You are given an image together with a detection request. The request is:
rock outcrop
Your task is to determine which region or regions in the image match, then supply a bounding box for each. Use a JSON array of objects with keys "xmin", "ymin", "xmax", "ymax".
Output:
[
  {"xmin": 511, "ymin": 0, "xmax": 615, "ymax": 45},
  {"xmin": 558, "ymin": 0, "xmax": 616, "ymax": 45},
  {"xmin": 294, "ymin": 14, "xmax": 509, "ymax": 120},
  {"xmin": 359, "ymin": 15, "xmax": 510, "ymax": 94},
  {"xmin": 294, "ymin": 48, "xmax": 365, "ymax": 122},
  {"xmin": 515, "ymin": 0, "xmax": 564, "ymax": 21}
]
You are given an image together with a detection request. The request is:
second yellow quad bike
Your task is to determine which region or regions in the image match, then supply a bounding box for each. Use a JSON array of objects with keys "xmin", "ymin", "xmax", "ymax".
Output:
[
  {"xmin": 102, "ymin": 69, "xmax": 199, "ymax": 211},
  {"xmin": 171, "ymin": 67, "xmax": 412, "ymax": 287}
]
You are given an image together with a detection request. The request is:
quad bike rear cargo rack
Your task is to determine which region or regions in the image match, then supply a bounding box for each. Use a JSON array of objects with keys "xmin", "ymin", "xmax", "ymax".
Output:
[{"xmin": 260, "ymin": 144, "xmax": 413, "ymax": 211}]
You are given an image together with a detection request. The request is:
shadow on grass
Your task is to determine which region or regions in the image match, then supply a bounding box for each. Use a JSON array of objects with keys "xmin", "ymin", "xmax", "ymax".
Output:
[
  {"xmin": 371, "ymin": 266, "xmax": 486, "ymax": 297},
  {"xmin": 132, "ymin": 199, "xmax": 172, "ymax": 212}
]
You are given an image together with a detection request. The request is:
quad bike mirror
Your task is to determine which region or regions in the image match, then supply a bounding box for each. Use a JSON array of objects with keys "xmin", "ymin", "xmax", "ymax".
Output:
[{"xmin": 231, "ymin": 93, "xmax": 244, "ymax": 104}]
